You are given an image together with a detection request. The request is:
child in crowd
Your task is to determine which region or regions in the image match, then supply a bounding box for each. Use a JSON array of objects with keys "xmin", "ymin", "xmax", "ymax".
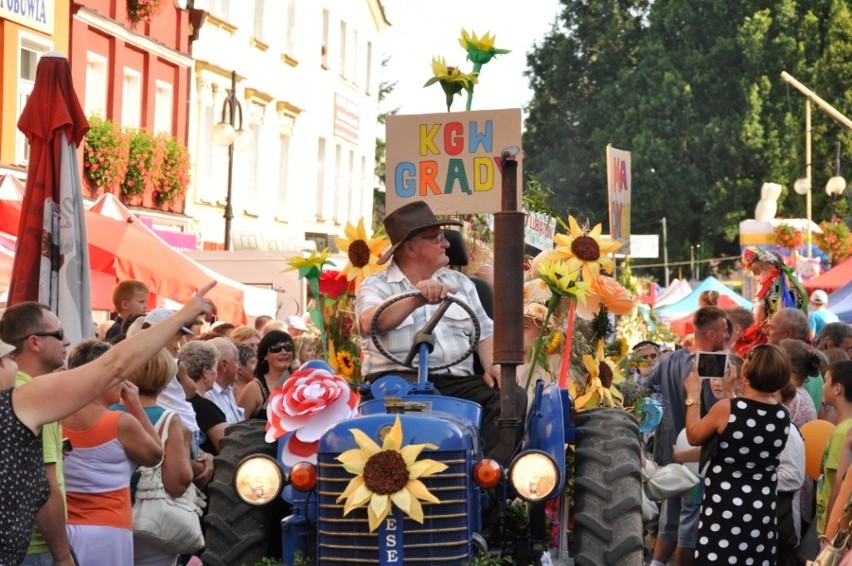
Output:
[{"xmin": 105, "ymin": 280, "xmax": 149, "ymax": 341}]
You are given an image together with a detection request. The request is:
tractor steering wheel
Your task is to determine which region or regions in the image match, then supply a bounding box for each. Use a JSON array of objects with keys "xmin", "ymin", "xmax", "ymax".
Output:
[{"xmin": 369, "ymin": 289, "xmax": 481, "ymax": 371}]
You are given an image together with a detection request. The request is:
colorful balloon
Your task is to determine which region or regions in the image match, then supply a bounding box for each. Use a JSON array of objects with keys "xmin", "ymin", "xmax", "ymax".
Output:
[{"xmin": 801, "ymin": 419, "xmax": 836, "ymax": 481}]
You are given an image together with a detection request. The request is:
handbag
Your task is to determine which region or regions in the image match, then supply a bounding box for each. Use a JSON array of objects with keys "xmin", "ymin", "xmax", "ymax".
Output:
[
  {"xmin": 807, "ymin": 494, "xmax": 852, "ymax": 566},
  {"xmin": 132, "ymin": 410, "xmax": 206, "ymax": 555},
  {"xmin": 642, "ymin": 459, "xmax": 700, "ymax": 501}
]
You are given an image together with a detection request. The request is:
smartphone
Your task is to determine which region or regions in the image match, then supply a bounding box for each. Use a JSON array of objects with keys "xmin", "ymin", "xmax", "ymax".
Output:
[{"xmin": 696, "ymin": 352, "xmax": 729, "ymax": 379}]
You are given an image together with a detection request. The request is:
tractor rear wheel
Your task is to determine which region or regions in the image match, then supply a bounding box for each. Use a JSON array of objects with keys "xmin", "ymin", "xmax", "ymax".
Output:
[
  {"xmin": 200, "ymin": 420, "xmax": 287, "ymax": 566},
  {"xmin": 573, "ymin": 407, "xmax": 644, "ymax": 566}
]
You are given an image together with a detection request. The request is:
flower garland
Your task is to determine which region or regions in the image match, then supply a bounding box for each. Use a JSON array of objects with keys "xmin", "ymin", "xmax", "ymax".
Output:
[
  {"xmin": 814, "ymin": 220, "xmax": 852, "ymax": 265},
  {"xmin": 774, "ymin": 223, "xmax": 803, "ymax": 251}
]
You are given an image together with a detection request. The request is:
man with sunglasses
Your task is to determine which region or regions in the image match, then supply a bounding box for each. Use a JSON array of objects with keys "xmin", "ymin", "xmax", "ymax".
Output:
[
  {"xmin": 356, "ymin": 202, "xmax": 527, "ymax": 461},
  {"xmin": 0, "ymin": 302, "xmax": 74, "ymax": 566}
]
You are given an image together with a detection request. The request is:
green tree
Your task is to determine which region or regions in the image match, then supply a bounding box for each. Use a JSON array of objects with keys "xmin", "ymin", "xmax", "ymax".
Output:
[{"xmin": 523, "ymin": 0, "xmax": 852, "ymax": 282}]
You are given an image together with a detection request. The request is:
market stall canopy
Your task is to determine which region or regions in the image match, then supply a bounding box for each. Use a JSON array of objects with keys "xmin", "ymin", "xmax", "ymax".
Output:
[
  {"xmin": 828, "ymin": 280, "xmax": 852, "ymax": 324},
  {"xmin": 653, "ymin": 278, "xmax": 693, "ymax": 308},
  {"xmin": 0, "ymin": 174, "xmax": 25, "ymax": 200},
  {"xmin": 802, "ymin": 256, "xmax": 852, "ymax": 294},
  {"xmin": 655, "ymin": 276, "xmax": 753, "ymax": 321},
  {"xmin": 0, "ymin": 195, "xmax": 276, "ymax": 323}
]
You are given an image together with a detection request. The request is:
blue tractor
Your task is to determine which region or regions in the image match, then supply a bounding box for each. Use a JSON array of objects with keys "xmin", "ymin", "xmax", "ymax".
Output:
[{"xmin": 200, "ymin": 290, "xmax": 645, "ymax": 565}]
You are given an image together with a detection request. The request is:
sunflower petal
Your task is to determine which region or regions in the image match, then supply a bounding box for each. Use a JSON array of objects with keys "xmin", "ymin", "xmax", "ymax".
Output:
[
  {"xmin": 407, "ymin": 495, "xmax": 425, "ymax": 523},
  {"xmin": 337, "ymin": 475, "xmax": 365, "ymax": 502},
  {"xmin": 337, "ymin": 449, "xmax": 367, "ymax": 474},
  {"xmin": 408, "ymin": 458, "xmax": 448, "ymax": 479},
  {"xmin": 406, "ymin": 478, "xmax": 440, "ymax": 503},
  {"xmin": 383, "ymin": 416, "xmax": 403, "ymax": 451},
  {"xmin": 390, "ymin": 487, "xmax": 412, "ymax": 514},
  {"xmin": 351, "ymin": 429, "xmax": 381, "ymax": 456}
]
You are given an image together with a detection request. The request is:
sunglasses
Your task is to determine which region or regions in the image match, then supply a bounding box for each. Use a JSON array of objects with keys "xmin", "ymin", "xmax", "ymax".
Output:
[
  {"xmin": 27, "ymin": 329, "xmax": 65, "ymax": 342},
  {"xmin": 268, "ymin": 342, "xmax": 294, "ymax": 354},
  {"xmin": 418, "ymin": 231, "xmax": 446, "ymax": 244}
]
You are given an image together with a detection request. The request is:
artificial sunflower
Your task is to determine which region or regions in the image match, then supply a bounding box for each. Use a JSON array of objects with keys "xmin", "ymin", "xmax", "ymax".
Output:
[
  {"xmin": 458, "ymin": 29, "xmax": 510, "ymax": 66},
  {"xmin": 538, "ymin": 259, "xmax": 591, "ymax": 306},
  {"xmin": 423, "ymin": 56, "xmax": 479, "ymax": 111},
  {"xmin": 335, "ymin": 350, "xmax": 356, "ymax": 378},
  {"xmin": 285, "ymin": 247, "xmax": 332, "ymax": 279},
  {"xmin": 552, "ymin": 216, "xmax": 622, "ymax": 283},
  {"xmin": 575, "ymin": 340, "xmax": 625, "ymax": 411},
  {"xmin": 337, "ymin": 416, "xmax": 447, "ymax": 532},
  {"xmin": 334, "ymin": 218, "xmax": 389, "ymax": 290}
]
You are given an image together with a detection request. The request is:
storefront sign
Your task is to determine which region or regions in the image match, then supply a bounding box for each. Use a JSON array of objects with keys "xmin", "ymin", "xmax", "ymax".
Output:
[{"xmin": 0, "ymin": 0, "xmax": 53, "ymax": 34}]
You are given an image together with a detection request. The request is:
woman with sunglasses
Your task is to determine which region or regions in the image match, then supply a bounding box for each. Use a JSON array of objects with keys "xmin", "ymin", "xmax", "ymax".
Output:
[{"xmin": 238, "ymin": 330, "xmax": 295, "ymax": 420}]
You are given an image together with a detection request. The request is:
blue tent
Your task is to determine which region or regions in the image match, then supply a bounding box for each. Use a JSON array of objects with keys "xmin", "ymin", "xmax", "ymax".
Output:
[
  {"xmin": 828, "ymin": 281, "xmax": 852, "ymax": 323},
  {"xmin": 656, "ymin": 276, "xmax": 753, "ymax": 321}
]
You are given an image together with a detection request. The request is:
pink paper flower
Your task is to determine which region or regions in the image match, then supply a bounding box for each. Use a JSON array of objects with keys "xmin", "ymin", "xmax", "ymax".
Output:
[{"xmin": 266, "ymin": 367, "xmax": 358, "ymax": 465}]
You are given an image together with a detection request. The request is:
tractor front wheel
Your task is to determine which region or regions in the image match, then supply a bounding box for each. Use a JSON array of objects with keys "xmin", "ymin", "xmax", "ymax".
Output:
[{"xmin": 572, "ymin": 407, "xmax": 645, "ymax": 566}]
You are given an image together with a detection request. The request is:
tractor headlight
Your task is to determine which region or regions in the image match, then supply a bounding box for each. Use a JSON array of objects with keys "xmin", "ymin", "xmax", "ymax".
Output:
[
  {"xmin": 234, "ymin": 455, "xmax": 284, "ymax": 505},
  {"xmin": 509, "ymin": 451, "xmax": 559, "ymax": 502}
]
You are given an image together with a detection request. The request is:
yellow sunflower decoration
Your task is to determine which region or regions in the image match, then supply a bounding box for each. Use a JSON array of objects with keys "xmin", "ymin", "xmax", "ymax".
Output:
[
  {"xmin": 538, "ymin": 259, "xmax": 591, "ymax": 306},
  {"xmin": 335, "ymin": 218, "xmax": 389, "ymax": 290},
  {"xmin": 552, "ymin": 216, "xmax": 622, "ymax": 283},
  {"xmin": 575, "ymin": 340, "xmax": 625, "ymax": 410},
  {"xmin": 423, "ymin": 56, "xmax": 479, "ymax": 112},
  {"xmin": 336, "ymin": 416, "xmax": 447, "ymax": 532}
]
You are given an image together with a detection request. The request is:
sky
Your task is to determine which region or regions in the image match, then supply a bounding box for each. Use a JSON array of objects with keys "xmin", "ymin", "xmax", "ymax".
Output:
[{"xmin": 378, "ymin": 0, "xmax": 562, "ymax": 117}]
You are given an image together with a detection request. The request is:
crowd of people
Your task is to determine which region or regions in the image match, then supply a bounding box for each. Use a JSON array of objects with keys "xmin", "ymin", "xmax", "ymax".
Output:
[
  {"xmin": 641, "ymin": 254, "xmax": 852, "ymax": 566},
  {"xmin": 1, "ymin": 199, "xmax": 851, "ymax": 566},
  {"xmin": 0, "ymin": 277, "xmax": 322, "ymax": 565}
]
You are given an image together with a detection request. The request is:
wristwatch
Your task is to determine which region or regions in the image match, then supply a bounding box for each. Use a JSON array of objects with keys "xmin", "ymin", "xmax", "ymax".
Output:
[{"xmin": 685, "ymin": 398, "xmax": 700, "ymax": 407}]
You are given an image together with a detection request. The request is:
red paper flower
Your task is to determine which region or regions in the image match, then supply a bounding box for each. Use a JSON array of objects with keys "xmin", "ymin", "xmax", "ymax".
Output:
[
  {"xmin": 265, "ymin": 367, "xmax": 358, "ymax": 466},
  {"xmin": 318, "ymin": 269, "xmax": 353, "ymax": 300}
]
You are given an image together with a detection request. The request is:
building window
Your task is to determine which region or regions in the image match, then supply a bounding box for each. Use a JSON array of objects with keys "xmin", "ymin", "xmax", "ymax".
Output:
[
  {"xmin": 121, "ymin": 68, "xmax": 142, "ymax": 128},
  {"xmin": 321, "ymin": 10, "xmax": 329, "ymax": 68},
  {"xmin": 253, "ymin": 0, "xmax": 265, "ymax": 43},
  {"xmin": 85, "ymin": 52, "xmax": 108, "ymax": 117},
  {"xmin": 209, "ymin": 0, "xmax": 231, "ymax": 21},
  {"xmin": 282, "ymin": 0, "xmax": 296, "ymax": 55},
  {"xmin": 197, "ymin": 92, "xmax": 229, "ymax": 204},
  {"xmin": 277, "ymin": 133, "xmax": 290, "ymax": 212},
  {"xmin": 247, "ymin": 120, "xmax": 261, "ymax": 206},
  {"xmin": 365, "ymin": 41, "xmax": 373, "ymax": 95},
  {"xmin": 352, "ymin": 29, "xmax": 360, "ymax": 88},
  {"xmin": 339, "ymin": 20, "xmax": 347, "ymax": 80},
  {"xmin": 16, "ymin": 38, "xmax": 51, "ymax": 164},
  {"xmin": 154, "ymin": 81, "xmax": 173, "ymax": 135},
  {"xmin": 333, "ymin": 144, "xmax": 343, "ymax": 223},
  {"xmin": 315, "ymin": 137, "xmax": 326, "ymax": 219},
  {"xmin": 347, "ymin": 149, "xmax": 357, "ymax": 222}
]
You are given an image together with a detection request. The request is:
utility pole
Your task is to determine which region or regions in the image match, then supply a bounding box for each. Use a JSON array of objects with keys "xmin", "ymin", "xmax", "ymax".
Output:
[{"xmin": 661, "ymin": 216, "xmax": 669, "ymax": 287}]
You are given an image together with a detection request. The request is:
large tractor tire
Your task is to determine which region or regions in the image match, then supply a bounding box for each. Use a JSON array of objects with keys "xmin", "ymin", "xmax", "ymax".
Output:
[
  {"xmin": 573, "ymin": 407, "xmax": 644, "ymax": 566},
  {"xmin": 201, "ymin": 420, "xmax": 287, "ymax": 566}
]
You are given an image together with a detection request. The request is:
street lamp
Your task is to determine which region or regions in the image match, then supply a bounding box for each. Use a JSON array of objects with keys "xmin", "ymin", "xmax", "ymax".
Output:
[
  {"xmin": 826, "ymin": 141, "xmax": 847, "ymax": 218},
  {"xmin": 212, "ymin": 70, "xmax": 250, "ymax": 250}
]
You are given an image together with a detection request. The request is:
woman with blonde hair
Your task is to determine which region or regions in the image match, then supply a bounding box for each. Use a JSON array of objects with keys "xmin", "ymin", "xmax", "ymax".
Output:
[
  {"xmin": 62, "ymin": 340, "xmax": 163, "ymax": 565},
  {"xmin": 118, "ymin": 348, "xmax": 195, "ymax": 565}
]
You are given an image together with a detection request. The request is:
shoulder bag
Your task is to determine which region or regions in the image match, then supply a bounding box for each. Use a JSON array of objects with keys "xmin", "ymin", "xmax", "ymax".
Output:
[
  {"xmin": 132, "ymin": 410, "xmax": 206, "ymax": 555},
  {"xmin": 807, "ymin": 493, "xmax": 852, "ymax": 566}
]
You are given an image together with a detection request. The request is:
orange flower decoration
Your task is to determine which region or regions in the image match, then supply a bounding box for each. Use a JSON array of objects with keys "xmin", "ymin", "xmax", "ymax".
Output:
[{"xmin": 575, "ymin": 276, "xmax": 635, "ymax": 320}]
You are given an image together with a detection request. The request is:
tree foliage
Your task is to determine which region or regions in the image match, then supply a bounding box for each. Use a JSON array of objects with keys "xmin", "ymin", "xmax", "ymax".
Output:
[{"xmin": 523, "ymin": 0, "xmax": 852, "ymax": 281}]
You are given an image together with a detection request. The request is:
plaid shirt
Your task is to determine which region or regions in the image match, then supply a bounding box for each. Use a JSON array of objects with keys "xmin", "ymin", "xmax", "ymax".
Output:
[{"xmin": 355, "ymin": 262, "xmax": 494, "ymax": 377}]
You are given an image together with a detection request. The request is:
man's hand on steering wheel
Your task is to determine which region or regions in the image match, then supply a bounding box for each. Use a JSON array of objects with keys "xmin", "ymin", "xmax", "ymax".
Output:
[{"xmin": 415, "ymin": 279, "xmax": 457, "ymax": 304}]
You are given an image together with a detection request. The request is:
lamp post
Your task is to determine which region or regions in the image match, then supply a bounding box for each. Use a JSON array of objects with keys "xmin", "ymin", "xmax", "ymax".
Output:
[
  {"xmin": 211, "ymin": 70, "xmax": 250, "ymax": 251},
  {"xmin": 792, "ymin": 100, "xmax": 813, "ymax": 257},
  {"xmin": 826, "ymin": 141, "xmax": 847, "ymax": 219}
]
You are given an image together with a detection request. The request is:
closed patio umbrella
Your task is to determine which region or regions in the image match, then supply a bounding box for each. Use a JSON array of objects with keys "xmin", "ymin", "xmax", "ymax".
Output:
[{"xmin": 10, "ymin": 52, "xmax": 93, "ymax": 344}]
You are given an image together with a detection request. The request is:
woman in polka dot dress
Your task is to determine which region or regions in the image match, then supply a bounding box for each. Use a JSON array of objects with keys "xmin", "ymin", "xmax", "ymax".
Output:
[{"xmin": 684, "ymin": 344, "xmax": 792, "ymax": 565}]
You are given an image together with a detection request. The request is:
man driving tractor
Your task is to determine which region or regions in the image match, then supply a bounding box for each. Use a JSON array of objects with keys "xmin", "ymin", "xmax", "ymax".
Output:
[{"xmin": 355, "ymin": 201, "xmax": 527, "ymax": 459}]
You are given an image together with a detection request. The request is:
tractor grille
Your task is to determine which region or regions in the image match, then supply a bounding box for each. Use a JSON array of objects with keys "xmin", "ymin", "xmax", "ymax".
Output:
[{"xmin": 316, "ymin": 449, "xmax": 471, "ymax": 565}]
